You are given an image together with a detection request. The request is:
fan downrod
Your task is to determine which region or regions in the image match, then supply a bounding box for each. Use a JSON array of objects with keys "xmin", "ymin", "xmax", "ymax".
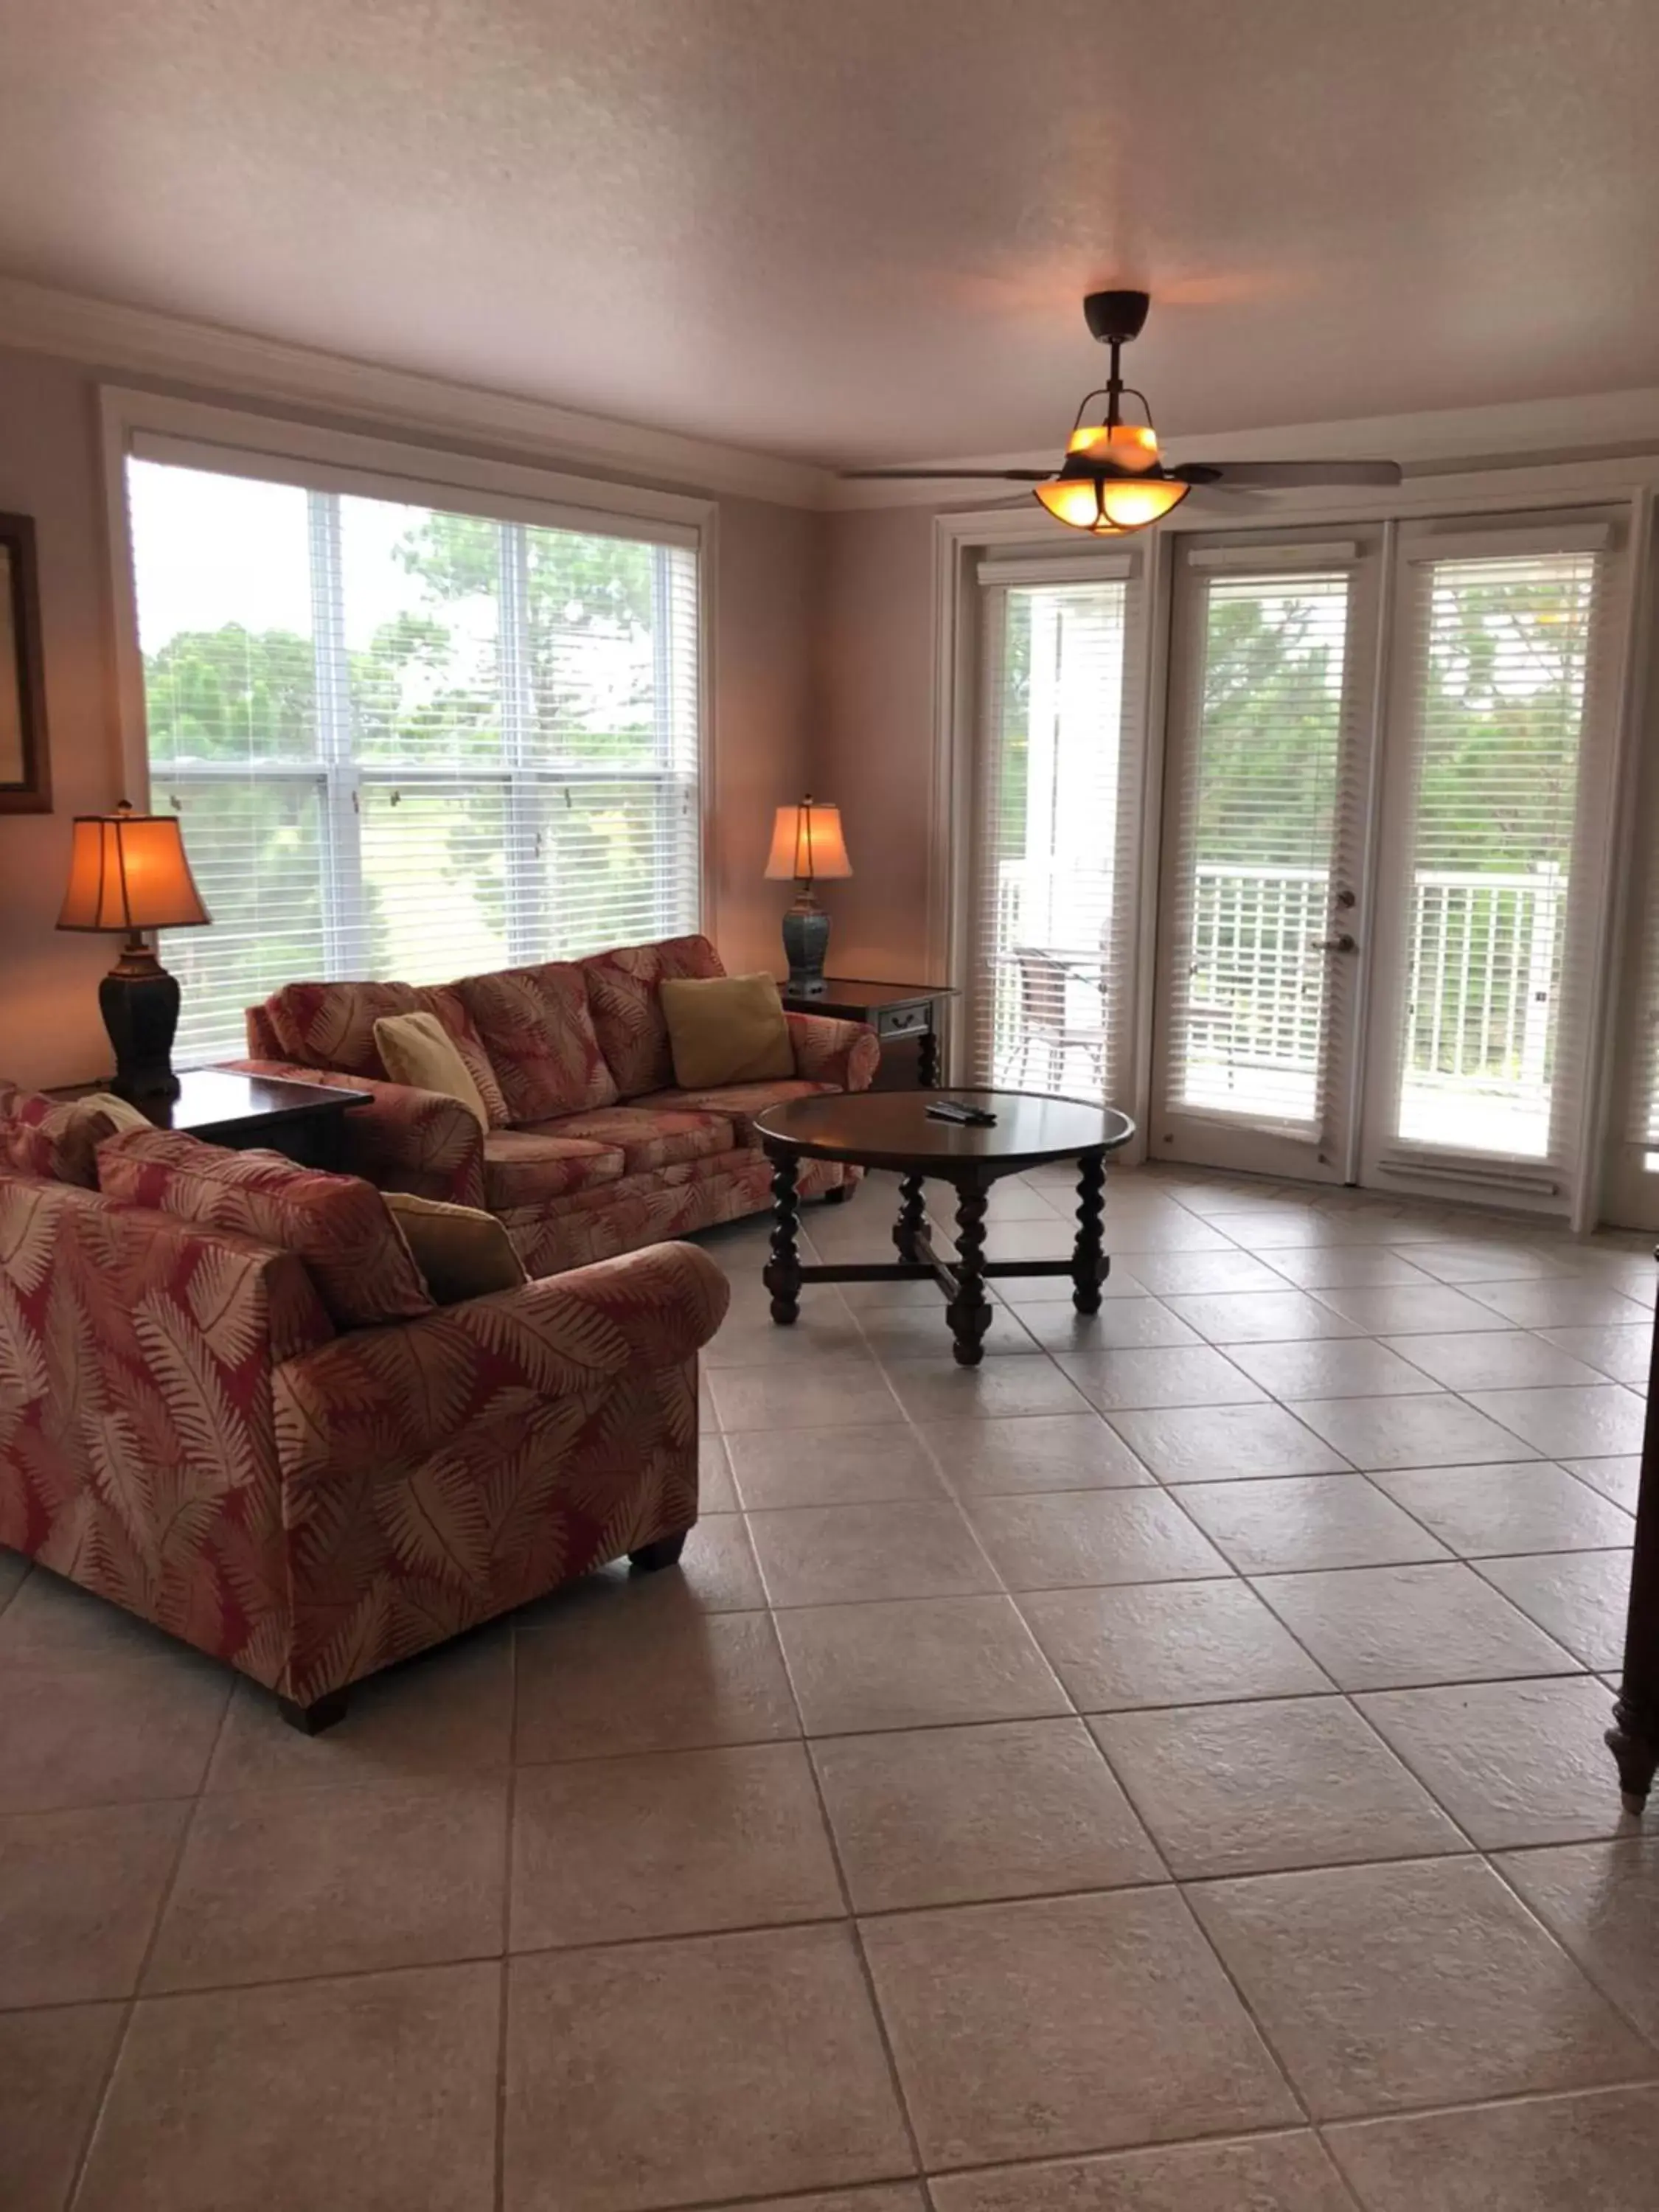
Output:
[{"xmin": 1082, "ymin": 290, "xmax": 1150, "ymax": 346}]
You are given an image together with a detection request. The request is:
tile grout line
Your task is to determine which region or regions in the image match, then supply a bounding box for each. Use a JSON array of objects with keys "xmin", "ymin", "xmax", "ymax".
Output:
[
  {"xmin": 60, "ymin": 1674, "xmax": 235, "ymax": 2209},
  {"xmin": 795, "ymin": 1735, "xmax": 931, "ymax": 2188},
  {"xmin": 493, "ymin": 1617, "xmax": 520, "ymax": 2212},
  {"xmin": 21, "ymin": 1813, "xmax": 1659, "ymax": 2025},
  {"xmin": 1481, "ymin": 1846, "xmax": 1659, "ymax": 2062}
]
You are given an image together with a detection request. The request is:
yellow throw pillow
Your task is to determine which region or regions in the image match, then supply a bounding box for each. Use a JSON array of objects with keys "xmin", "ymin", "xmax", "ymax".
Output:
[
  {"xmin": 382, "ymin": 1191, "xmax": 528, "ymax": 1304},
  {"xmin": 77, "ymin": 1091, "xmax": 158, "ymax": 1133},
  {"xmin": 660, "ymin": 973, "xmax": 796, "ymax": 1088},
  {"xmin": 373, "ymin": 1011, "xmax": 490, "ymax": 1129}
]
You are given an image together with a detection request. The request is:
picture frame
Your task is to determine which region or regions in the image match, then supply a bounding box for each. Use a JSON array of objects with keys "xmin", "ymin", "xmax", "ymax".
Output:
[{"xmin": 0, "ymin": 511, "xmax": 51, "ymax": 814}]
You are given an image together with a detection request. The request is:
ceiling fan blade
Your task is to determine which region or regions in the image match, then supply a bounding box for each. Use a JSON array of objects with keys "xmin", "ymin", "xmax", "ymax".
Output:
[
  {"xmin": 838, "ymin": 467, "xmax": 1054, "ymax": 481},
  {"xmin": 1172, "ymin": 459, "xmax": 1402, "ymax": 488},
  {"xmin": 1181, "ymin": 481, "xmax": 1273, "ymax": 506}
]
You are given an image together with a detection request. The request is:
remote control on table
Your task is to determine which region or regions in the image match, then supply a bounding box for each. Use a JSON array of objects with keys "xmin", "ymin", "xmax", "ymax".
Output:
[{"xmin": 925, "ymin": 1099, "xmax": 998, "ymax": 1127}]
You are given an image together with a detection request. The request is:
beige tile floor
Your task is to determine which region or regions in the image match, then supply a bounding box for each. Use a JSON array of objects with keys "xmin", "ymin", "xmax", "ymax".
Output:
[{"xmin": 3, "ymin": 1161, "xmax": 1658, "ymax": 2211}]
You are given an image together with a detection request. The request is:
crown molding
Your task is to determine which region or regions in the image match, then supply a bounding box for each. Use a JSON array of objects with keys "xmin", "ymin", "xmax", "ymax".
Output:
[
  {"xmin": 0, "ymin": 273, "xmax": 834, "ymax": 510},
  {"xmin": 826, "ymin": 384, "xmax": 1659, "ymax": 508},
  {"xmin": 12, "ymin": 273, "xmax": 1659, "ymax": 518}
]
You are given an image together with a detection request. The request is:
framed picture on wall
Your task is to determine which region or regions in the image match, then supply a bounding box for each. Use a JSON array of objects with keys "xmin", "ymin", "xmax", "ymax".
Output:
[{"xmin": 0, "ymin": 512, "xmax": 50, "ymax": 814}]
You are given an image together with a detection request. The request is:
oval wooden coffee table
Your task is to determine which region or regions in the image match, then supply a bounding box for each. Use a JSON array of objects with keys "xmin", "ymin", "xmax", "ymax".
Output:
[{"xmin": 754, "ymin": 1090, "xmax": 1137, "ymax": 1366}]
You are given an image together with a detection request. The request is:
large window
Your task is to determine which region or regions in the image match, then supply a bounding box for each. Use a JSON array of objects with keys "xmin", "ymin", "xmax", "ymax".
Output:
[{"xmin": 126, "ymin": 453, "xmax": 701, "ymax": 1063}]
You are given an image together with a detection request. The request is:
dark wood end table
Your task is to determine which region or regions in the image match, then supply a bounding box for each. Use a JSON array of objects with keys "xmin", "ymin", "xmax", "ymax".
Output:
[
  {"xmin": 50, "ymin": 1068, "xmax": 372, "ymax": 1171},
  {"xmin": 779, "ymin": 978, "xmax": 957, "ymax": 1089},
  {"xmin": 755, "ymin": 1088, "xmax": 1135, "ymax": 1366}
]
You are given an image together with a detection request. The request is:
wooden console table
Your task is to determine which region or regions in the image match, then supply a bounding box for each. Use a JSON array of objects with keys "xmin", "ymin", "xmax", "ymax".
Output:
[{"xmin": 779, "ymin": 979, "xmax": 956, "ymax": 1089}]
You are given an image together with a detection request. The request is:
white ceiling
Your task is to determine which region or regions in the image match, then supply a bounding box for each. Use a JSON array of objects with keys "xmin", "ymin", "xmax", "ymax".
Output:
[{"xmin": 2, "ymin": 0, "xmax": 1658, "ymax": 470}]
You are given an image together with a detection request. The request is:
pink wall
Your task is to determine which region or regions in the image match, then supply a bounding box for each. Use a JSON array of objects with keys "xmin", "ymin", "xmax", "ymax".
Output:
[
  {"xmin": 0, "ymin": 349, "xmax": 127, "ymax": 1086},
  {"xmin": 811, "ymin": 504, "xmax": 939, "ymax": 981},
  {"xmin": 710, "ymin": 493, "xmax": 821, "ymax": 975},
  {"xmin": 0, "ymin": 344, "xmax": 819, "ymax": 1088}
]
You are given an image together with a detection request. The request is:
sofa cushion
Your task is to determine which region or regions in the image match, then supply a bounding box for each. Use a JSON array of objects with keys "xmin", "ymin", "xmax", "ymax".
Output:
[
  {"xmin": 481, "ymin": 1130, "xmax": 626, "ymax": 1211},
  {"xmin": 0, "ymin": 1116, "xmax": 63, "ymax": 1182},
  {"xmin": 383, "ymin": 1192, "xmax": 528, "ymax": 1304},
  {"xmin": 0, "ymin": 1086, "xmax": 134, "ymax": 1188},
  {"xmin": 97, "ymin": 1128, "xmax": 435, "ymax": 1330},
  {"xmin": 535, "ymin": 1105, "xmax": 734, "ymax": 1175},
  {"xmin": 261, "ymin": 978, "xmax": 418, "ymax": 1076},
  {"xmin": 256, "ymin": 978, "xmax": 510, "ymax": 1127},
  {"xmin": 459, "ymin": 962, "xmax": 618, "ymax": 1124},
  {"xmin": 373, "ymin": 1012, "xmax": 490, "ymax": 1130},
  {"xmin": 580, "ymin": 934, "xmax": 725, "ymax": 1097},
  {"xmin": 410, "ymin": 987, "xmax": 512, "ymax": 1128},
  {"xmin": 636, "ymin": 1079, "xmax": 835, "ymax": 1147},
  {"xmin": 661, "ymin": 973, "xmax": 795, "ymax": 1088}
]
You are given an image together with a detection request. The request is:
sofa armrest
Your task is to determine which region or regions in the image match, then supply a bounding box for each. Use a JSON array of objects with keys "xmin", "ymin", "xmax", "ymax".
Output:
[
  {"xmin": 446, "ymin": 1238, "xmax": 731, "ymax": 1377},
  {"xmin": 274, "ymin": 1238, "xmax": 730, "ymax": 1486},
  {"xmin": 785, "ymin": 1012, "xmax": 880, "ymax": 1093},
  {"xmin": 0, "ymin": 1175, "xmax": 330, "ymax": 1676},
  {"xmin": 228, "ymin": 1058, "xmax": 486, "ymax": 1207}
]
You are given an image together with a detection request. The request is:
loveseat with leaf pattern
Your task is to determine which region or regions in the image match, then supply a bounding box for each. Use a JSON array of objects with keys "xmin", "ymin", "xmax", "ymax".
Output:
[
  {"xmin": 234, "ymin": 933, "xmax": 880, "ymax": 1277},
  {"xmin": 0, "ymin": 1083, "xmax": 730, "ymax": 1731}
]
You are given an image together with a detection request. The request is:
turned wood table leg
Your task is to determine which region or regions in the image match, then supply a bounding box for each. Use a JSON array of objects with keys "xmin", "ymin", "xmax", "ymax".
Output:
[
  {"xmin": 1071, "ymin": 1150, "xmax": 1107, "ymax": 1315},
  {"xmin": 918, "ymin": 1026, "xmax": 941, "ymax": 1088},
  {"xmin": 946, "ymin": 1175, "xmax": 994, "ymax": 1366},
  {"xmin": 894, "ymin": 1170, "xmax": 928, "ymax": 1262},
  {"xmin": 762, "ymin": 1147, "xmax": 803, "ymax": 1324},
  {"xmin": 1609, "ymin": 1253, "xmax": 1659, "ymax": 1812}
]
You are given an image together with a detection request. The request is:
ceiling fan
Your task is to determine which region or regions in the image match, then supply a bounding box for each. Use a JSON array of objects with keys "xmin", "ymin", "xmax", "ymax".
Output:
[{"xmin": 842, "ymin": 290, "xmax": 1402, "ymax": 534}]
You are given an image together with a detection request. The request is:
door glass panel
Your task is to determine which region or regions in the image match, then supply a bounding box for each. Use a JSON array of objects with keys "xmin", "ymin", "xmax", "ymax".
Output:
[
  {"xmin": 1391, "ymin": 553, "xmax": 1598, "ymax": 1159},
  {"xmin": 972, "ymin": 579, "xmax": 1136, "ymax": 1098},
  {"xmin": 1167, "ymin": 571, "xmax": 1352, "ymax": 1128}
]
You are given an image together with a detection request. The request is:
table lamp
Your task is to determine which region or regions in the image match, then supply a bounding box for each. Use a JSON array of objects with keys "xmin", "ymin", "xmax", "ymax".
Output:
[
  {"xmin": 765, "ymin": 795, "xmax": 852, "ymax": 993},
  {"xmin": 57, "ymin": 801, "xmax": 212, "ymax": 1100}
]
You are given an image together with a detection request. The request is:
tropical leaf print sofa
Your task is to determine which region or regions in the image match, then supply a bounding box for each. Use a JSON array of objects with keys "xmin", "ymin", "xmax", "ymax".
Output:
[
  {"xmin": 0, "ymin": 1089, "xmax": 731, "ymax": 1730},
  {"xmin": 235, "ymin": 934, "xmax": 880, "ymax": 1276}
]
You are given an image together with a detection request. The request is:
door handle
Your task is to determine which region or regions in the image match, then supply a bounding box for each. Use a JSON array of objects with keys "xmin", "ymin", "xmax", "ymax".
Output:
[{"xmin": 1310, "ymin": 933, "xmax": 1358, "ymax": 953}]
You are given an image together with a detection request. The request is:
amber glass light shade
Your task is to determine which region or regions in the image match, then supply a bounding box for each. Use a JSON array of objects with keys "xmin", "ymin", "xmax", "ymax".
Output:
[
  {"xmin": 1066, "ymin": 422, "xmax": 1162, "ymax": 471},
  {"xmin": 57, "ymin": 804, "xmax": 212, "ymax": 932},
  {"xmin": 764, "ymin": 798, "xmax": 852, "ymax": 883},
  {"xmin": 1034, "ymin": 473, "xmax": 1191, "ymax": 535}
]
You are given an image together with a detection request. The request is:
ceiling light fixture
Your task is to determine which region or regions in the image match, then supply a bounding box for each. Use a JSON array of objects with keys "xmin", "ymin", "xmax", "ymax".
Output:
[{"xmin": 843, "ymin": 291, "xmax": 1402, "ymax": 529}]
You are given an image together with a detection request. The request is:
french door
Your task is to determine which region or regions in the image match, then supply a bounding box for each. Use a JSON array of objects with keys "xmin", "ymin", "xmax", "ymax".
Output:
[
  {"xmin": 1151, "ymin": 534, "xmax": 1382, "ymax": 1181},
  {"xmin": 1356, "ymin": 519, "xmax": 1624, "ymax": 1207},
  {"xmin": 1152, "ymin": 515, "xmax": 1625, "ymax": 1212},
  {"xmin": 962, "ymin": 551, "xmax": 1147, "ymax": 1109}
]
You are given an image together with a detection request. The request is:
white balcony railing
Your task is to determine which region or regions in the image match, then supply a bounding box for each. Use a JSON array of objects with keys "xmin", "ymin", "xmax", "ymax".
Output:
[{"xmin": 992, "ymin": 858, "xmax": 1565, "ymax": 1152}]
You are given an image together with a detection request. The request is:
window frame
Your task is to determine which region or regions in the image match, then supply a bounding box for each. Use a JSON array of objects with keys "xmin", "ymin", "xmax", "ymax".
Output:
[{"xmin": 100, "ymin": 388, "xmax": 717, "ymax": 1044}]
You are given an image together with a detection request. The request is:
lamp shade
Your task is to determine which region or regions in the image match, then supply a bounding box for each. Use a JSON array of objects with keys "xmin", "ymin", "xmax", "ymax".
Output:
[
  {"xmin": 1034, "ymin": 472, "xmax": 1190, "ymax": 535},
  {"xmin": 764, "ymin": 798, "xmax": 852, "ymax": 883},
  {"xmin": 57, "ymin": 804, "xmax": 212, "ymax": 933}
]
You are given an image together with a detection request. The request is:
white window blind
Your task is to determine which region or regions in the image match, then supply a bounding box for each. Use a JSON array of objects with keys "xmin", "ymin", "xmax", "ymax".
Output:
[
  {"xmin": 1164, "ymin": 568, "xmax": 1360, "ymax": 1130},
  {"xmin": 968, "ymin": 574, "xmax": 1143, "ymax": 1102},
  {"xmin": 1387, "ymin": 548, "xmax": 1609, "ymax": 1164},
  {"xmin": 127, "ymin": 456, "xmax": 700, "ymax": 1065}
]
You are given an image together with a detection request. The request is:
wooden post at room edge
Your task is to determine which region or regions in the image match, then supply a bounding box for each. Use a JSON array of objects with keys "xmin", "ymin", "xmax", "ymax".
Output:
[{"xmin": 1607, "ymin": 1249, "xmax": 1659, "ymax": 1812}]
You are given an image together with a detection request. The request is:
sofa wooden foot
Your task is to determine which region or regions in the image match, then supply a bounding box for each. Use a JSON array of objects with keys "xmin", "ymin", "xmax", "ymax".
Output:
[
  {"xmin": 629, "ymin": 1531, "xmax": 689, "ymax": 1573},
  {"xmin": 276, "ymin": 1690, "xmax": 349, "ymax": 1736},
  {"xmin": 821, "ymin": 1183, "xmax": 854, "ymax": 1206}
]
